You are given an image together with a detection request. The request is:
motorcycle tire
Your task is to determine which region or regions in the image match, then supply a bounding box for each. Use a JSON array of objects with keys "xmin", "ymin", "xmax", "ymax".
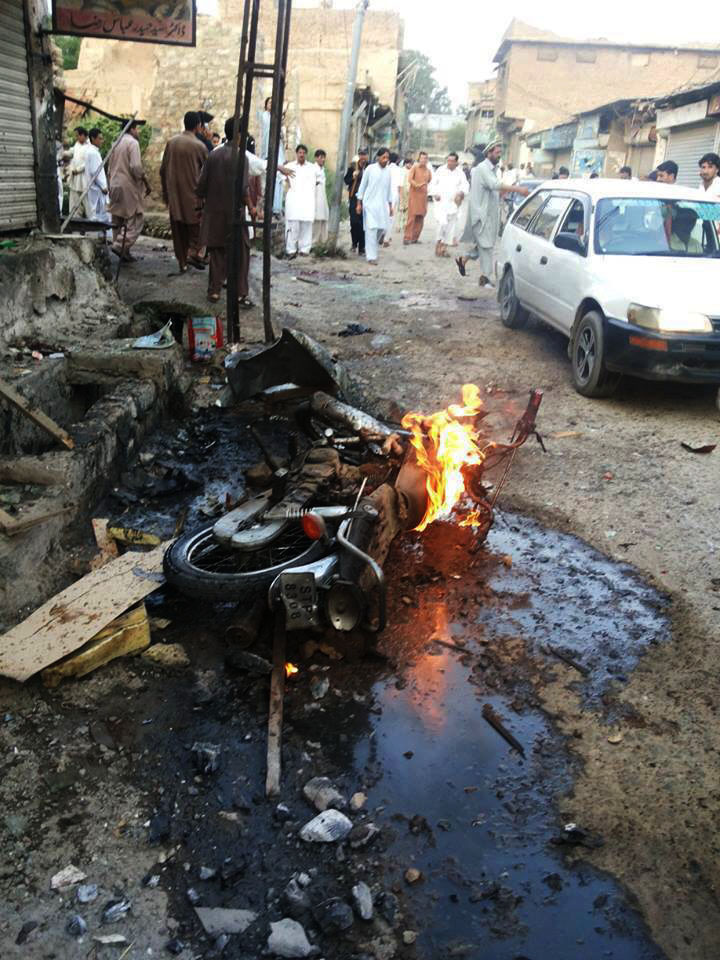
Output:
[{"xmin": 163, "ymin": 522, "xmax": 326, "ymax": 602}]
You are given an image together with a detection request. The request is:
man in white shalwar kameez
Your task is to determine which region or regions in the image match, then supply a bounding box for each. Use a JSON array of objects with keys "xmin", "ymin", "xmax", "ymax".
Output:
[
  {"xmin": 66, "ymin": 126, "xmax": 90, "ymax": 219},
  {"xmin": 85, "ymin": 128, "xmax": 111, "ymax": 224},
  {"xmin": 312, "ymin": 149, "xmax": 329, "ymax": 245},
  {"xmin": 284, "ymin": 144, "xmax": 317, "ymax": 257},
  {"xmin": 355, "ymin": 148, "xmax": 394, "ymax": 264},
  {"xmin": 430, "ymin": 152, "xmax": 469, "ymax": 257}
]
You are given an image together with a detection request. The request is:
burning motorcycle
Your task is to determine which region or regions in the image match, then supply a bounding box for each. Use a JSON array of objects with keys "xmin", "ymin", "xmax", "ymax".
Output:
[{"xmin": 163, "ymin": 387, "xmax": 543, "ymax": 633}]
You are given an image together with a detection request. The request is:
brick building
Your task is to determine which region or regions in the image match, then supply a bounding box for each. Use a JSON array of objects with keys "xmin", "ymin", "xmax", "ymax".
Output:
[
  {"xmin": 65, "ymin": 0, "xmax": 404, "ymax": 191},
  {"xmin": 464, "ymin": 79, "xmax": 496, "ymax": 151},
  {"xmin": 486, "ymin": 19, "xmax": 720, "ymax": 165}
]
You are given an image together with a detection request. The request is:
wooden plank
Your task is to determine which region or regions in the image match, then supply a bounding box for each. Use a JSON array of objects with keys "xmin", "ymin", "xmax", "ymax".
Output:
[
  {"xmin": 41, "ymin": 604, "xmax": 150, "ymax": 688},
  {"xmin": 0, "ymin": 542, "xmax": 169, "ymax": 682},
  {"xmin": 0, "ymin": 504, "xmax": 73, "ymax": 536},
  {"xmin": 0, "ymin": 377, "xmax": 75, "ymax": 450},
  {"xmin": 265, "ymin": 613, "xmax": 286, "ymax": 797}
]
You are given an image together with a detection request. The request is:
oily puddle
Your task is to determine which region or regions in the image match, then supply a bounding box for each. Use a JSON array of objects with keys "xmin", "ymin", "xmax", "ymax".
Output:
[{"xmin": 317, "ymin": 517, "xmax": 670, "ymax": 959}]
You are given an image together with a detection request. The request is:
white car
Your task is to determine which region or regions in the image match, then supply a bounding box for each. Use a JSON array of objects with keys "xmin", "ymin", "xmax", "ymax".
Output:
[{"xmin": 497, "ymin": 179, "xmax": 720, "ymax": 398}]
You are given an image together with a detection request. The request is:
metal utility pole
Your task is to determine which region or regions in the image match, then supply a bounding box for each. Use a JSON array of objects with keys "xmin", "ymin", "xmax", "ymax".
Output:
[
  {"xmin": 327, "ymin": 0, "xmax": 368, "ymax": 246},
  {"xmin": 227, "ymin": 0, "xmax": 292, "ymax": 345}
]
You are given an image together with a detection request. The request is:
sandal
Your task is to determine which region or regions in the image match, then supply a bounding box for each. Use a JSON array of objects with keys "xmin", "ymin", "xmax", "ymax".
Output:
[
  {"xmin": 455, "ymin": 256, "xmax": 466, "ymax": 277},
  {"xmin": 238, "ymin": 296, "xmax": 254, "ymax": 310},
  {"xmin": 208, "ymin": 293, "xmax": 220, "ymax": 303}
]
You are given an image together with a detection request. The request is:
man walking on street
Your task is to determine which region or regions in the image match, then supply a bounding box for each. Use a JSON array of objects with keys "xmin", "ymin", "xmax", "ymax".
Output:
[
  {"xmin": 455, "ymin": 139, "xmax": 528, "ymax": 288},
  {"xmin": 356, "ymin": 147, "xmax": 394, "ymax": 265},
  {"xmin": 160, "ymin": 111, "xmax": 209, "ymax": 273},
  {"xmin": 84, "ymin": 128, "xmax": 110, "ymax": 224},
  {"xmin": 698, "ymin": 152, "xmax": 720, "ymax": 198},
  {"xmin": 312, "ymin": 149, "xmax": 329, "ymax": 246},
  {"xmin": 345, "ymin": 150, "xmax": 369, "ymax": 254},
  {"xmin": 403, "ymin": 151, "xmax": 432, "ymax": 244},
  {"xmin": 285, "ymin": 144, "xmax": 317, "ymax": 258},
  {"xmin": 107, "ymin": 120, "xmax": 150, "ymax": 261},
  {"xmin": 430, "ymin": 152, "xmax": 468, "ymax": 258},
  {"xmin": 66, "ymin": 126, "xmax": 90, "ymax": 219}
]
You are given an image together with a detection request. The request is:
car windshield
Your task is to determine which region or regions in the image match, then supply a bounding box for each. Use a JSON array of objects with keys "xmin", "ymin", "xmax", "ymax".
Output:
[{"xmin": 594, "ymin": 197, "xmax": 720, "ymax": 257}]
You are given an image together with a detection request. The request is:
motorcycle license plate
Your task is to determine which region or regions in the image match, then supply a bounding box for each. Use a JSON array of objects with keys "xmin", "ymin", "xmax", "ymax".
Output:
[{"xmin": 279, "ymin": 571, "xmax": 319, "ymax": 630}]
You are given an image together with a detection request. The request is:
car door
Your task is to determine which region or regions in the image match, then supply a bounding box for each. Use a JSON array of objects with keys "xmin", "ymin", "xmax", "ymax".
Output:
[
  {"xmin": 539, "ymin": 195, "xmax": 591, "ymax": 333},
  {"xmin": 506, "ymin": 190, "xmax": 550, "ymax": 306},
  {"xmin": 520, "ymin": 194, "xmax": 573, "ymax": 329}
]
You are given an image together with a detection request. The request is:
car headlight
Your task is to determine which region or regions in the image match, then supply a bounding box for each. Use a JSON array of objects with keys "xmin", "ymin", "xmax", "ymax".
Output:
[{"xmin": 627, "ymin": 303, "xmax": 712, "ymax": 333}]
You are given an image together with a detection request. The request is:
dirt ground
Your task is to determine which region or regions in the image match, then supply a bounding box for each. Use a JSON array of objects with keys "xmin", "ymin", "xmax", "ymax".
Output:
[{"xmin": 1, "ymin": 222, "xmax": 719, "ymax": 959}]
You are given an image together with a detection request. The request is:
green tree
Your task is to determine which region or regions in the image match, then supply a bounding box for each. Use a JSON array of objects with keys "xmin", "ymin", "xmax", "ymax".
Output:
[
  {"xmin": 84, "ymin": 116, "xmax": 152, "ymax": 158},
  {"xmin": 54, "ymin": 35, "xmax": 82, "ymax": 70},
  {"xmin": 398, "ymin": 50, "xmax": 452, "ymax": 116},
  {"xmin": 446, "ymin": 122, "xmax": 467, "ymax": 154}
]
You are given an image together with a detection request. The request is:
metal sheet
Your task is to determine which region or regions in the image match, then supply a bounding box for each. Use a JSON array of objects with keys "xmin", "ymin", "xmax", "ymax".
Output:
[{"xmin": 0, "ymin": 0, "xmax": 37, "ymax": 232}]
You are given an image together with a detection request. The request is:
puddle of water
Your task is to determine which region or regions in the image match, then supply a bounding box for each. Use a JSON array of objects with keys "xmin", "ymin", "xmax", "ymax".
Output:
[{"xmin": 340, "ymin": 518, "xmax": 670, "ymax": 959}]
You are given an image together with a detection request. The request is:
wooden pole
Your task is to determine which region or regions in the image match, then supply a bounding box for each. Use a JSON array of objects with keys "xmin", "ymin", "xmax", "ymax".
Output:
[
  {"xmin": 265, "ymin": 611, "xmax": 286, "ymax": 796},
  {"xmin": 0, "ymin": 378, "xmax": 74, "ymax": 450}
]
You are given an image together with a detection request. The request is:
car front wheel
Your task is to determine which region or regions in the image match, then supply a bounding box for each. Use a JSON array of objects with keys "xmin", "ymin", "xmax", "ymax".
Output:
[
  {"xmin": 571, "ymin": 310, "xmax": 620, "ymax": 398},
  {"xmin": 499, "ymin": 269, "xmax": 528, "ymax": 329}
]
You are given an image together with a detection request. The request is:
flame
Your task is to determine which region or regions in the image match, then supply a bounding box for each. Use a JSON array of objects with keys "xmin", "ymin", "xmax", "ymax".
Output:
[
  {"xmin": 401, "ymin": 384, "xmax": 490, "ymax": 532},
  {"xmin": 284, "ymin": 662, "xmax": 299, "ymax": 677}
]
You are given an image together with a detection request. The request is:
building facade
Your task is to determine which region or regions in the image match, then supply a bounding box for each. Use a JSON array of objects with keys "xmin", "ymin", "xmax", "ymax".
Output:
[
  {"xmin": 492, "ymin": 19, "xmax": 720, "ymax": 165},
  {"xmin": 655, "ymin": 82, "xmax": 720, "ymax": 188},
  {"xmin": 65, "ymin": 0, "xmax": 404, "ymax": 191},
  {"xmin": 464, "ymin": 79, "xmax": 495, "ymax": 150}
]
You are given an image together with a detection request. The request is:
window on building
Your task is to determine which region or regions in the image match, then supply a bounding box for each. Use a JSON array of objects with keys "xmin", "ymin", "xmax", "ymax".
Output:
[
  {"xmin": 530, "ymin": 195, "xmax": 572, "ymax": 241},
  {"xmin": 698, "ymin": 55, "xmax": 719, "ymax": 70},
  {"xmin": 481, "ymin": 109, "xmax": 494, "ymax": 118},
  {"xmin": 513, "ymin": 191, "xmax": 548, "ymax": 230},
  {"xmin": 576, "ymin": 49, "xmax": 597, "ymax": 63},
  {"xmin": 537, "ymin": 47, "xmax": 558, "ymax": 62}
]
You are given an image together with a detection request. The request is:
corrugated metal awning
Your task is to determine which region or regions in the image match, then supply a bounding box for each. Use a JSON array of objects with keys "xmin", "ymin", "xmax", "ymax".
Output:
[{"xmin": 0, "ymin": 1, "xmax": 38, "ymax": 231}]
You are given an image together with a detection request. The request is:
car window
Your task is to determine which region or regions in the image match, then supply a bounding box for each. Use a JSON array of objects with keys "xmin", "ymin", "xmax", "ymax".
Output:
[
  {"xmin": 530, "ymin": 195, "xmax": 571, "ymax": 241},
  {"xmin": 594, "ymin": 197, "xmax": 720, "ymax": 256},
  {"xmin": 558, "ymin": 198, "xmax": 586, "ymax": 238},
  {"xmin": 513, "ymin": 191, "xmax": 547, "ymax": 230}
]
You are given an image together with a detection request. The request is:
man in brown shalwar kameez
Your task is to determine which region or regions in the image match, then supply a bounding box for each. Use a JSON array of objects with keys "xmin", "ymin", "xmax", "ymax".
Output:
[
  {"xmin": 403, "ymin": 151, "xmax": 432, "ymax": 245},
  {"xmin": 107, "ymin": 120, "xmax": 150, "ymax": 261},
  {"xmin": 197, "ymin": 116, "xmax": 255, "ymax": 306},
  {"xmin": 160, "ymin": 111, "xmax": 208, "ymax": 272}
]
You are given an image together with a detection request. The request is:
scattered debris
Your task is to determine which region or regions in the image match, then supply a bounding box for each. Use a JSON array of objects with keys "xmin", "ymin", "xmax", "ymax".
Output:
[
  {"xmin": 282, "ymin": 878, "xmax": 311, "ymax": 917},
  {"xmin": 299, "ymin": 809, "xmax": 353, "ymax": 843},
  {"xmin": 482, "ymin": 703, "xmax": 526, "ymax": 758},
  {"xmin": 66, "ymin": 914, "xmax": 88, "ymax": 937},
  {"xmin": 553, "ymin": 822, "xmax": 605, "ymax": 849},
  {"xmin": 352, "ymin": 881, "xmax": 373, "ymax": 920},
  {"xmin": 0, "ymin": 375, "xmax": 75, "ymax": 449},
  {"xmin": 191, "ymin": 741, "xmax": 222, "ymax": 774},
  {"xmin": 607, "ymin": 731, "xmax": 624, "ymax": 744},
  {"xmin": 101, "ymin": 899, "xmax": 131, "ymax": 923},
  {"xmin": 142, "ymin": 642, "xmax": 190, "ymax": 668},
  {"xmin": 681, "ymin": 441, "xmax": 716, "ymax": 454},
  {"xmin": 310, "ymin": 676, "xmax": 330, "ymax": 700},
  {"xmin": 93, "ymin": 933, "xmax": 128, "ymax": 945},
  {"xmin": 77, "ymin": 883, "xmax": 99, "ymax": 904},
  {"xmin": 303, "ymin": 776, "xmax": 346, "ymax": 812},
  {"xmin": 404, "ymin": 868, "xmax": 422, "ymax": 884},
  {"xmin": 266, "ymin": 918, "xmax": 319, "ymax": 958},
  {"xmin": 313, "ymin": 897, "xmax": 354, "ymax": 933},
  {"xmin": 41, "ymin": 604, "xmax": 151, "ymax": 688},
  {"xmin": 50, "ymin": 865, "xmax": 87, "ymax": 891},
  {"xmin": 403, "ymin": 930, "xmax": 418, "ymax": 945},
  {"xmin": 348, "ymin": 822, "xmax": 380, "ymax": 848},
  {"xmin": 165, "ymin": 939, "xmax": 186, "ymax": 955},
  {"xmin": 194, "ymin": 907, "xmax": 257, "ymax": 936},
  {"xmin": 337, "ymin": 322, "xmax": 374, "ymax": 337},
  {"xmin": 0, "ymin": 544, "xmax": 167, "ymax": 682},
  {"xmin": 545, "ymin": 644, "xmax": 590, "ymax": 677},
  {"xmin": 349, "ymin": 791, "xmax": 367, "ymax": 812}
]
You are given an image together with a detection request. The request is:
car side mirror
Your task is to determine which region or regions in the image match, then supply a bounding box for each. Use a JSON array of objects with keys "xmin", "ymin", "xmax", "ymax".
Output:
[{"xmin": 555, "ymin": 232, "xmax": 586, "ymax": 255}]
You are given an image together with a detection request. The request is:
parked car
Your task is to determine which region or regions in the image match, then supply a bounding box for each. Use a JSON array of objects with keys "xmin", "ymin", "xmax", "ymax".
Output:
[{"xmin": 496, "ymin": 179, "xmax": 720, "ymax": 400}]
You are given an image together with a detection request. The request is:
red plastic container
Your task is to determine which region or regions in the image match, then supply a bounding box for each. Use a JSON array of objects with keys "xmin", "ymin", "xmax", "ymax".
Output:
[{"xmin": 188, "ymin": 315, "xmax": 224, "ymax": 362}]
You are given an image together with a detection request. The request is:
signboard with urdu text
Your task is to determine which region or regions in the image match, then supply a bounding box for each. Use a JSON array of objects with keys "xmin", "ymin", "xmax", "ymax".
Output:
[{"xmin": 53, "ymin": 0, "xmax": 196, "ymax": 46}]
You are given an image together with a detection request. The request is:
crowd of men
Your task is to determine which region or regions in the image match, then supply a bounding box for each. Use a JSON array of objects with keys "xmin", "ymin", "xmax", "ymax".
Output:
[{"xmin": 58, "ymin": 107, "xmax": 720, "ymax": 299}]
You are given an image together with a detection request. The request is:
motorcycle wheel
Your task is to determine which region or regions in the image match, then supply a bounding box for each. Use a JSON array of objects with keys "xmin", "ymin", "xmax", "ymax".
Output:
[{"xmin": 163, "ymin": 522, "xmax": 325, "ymax": 602}]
